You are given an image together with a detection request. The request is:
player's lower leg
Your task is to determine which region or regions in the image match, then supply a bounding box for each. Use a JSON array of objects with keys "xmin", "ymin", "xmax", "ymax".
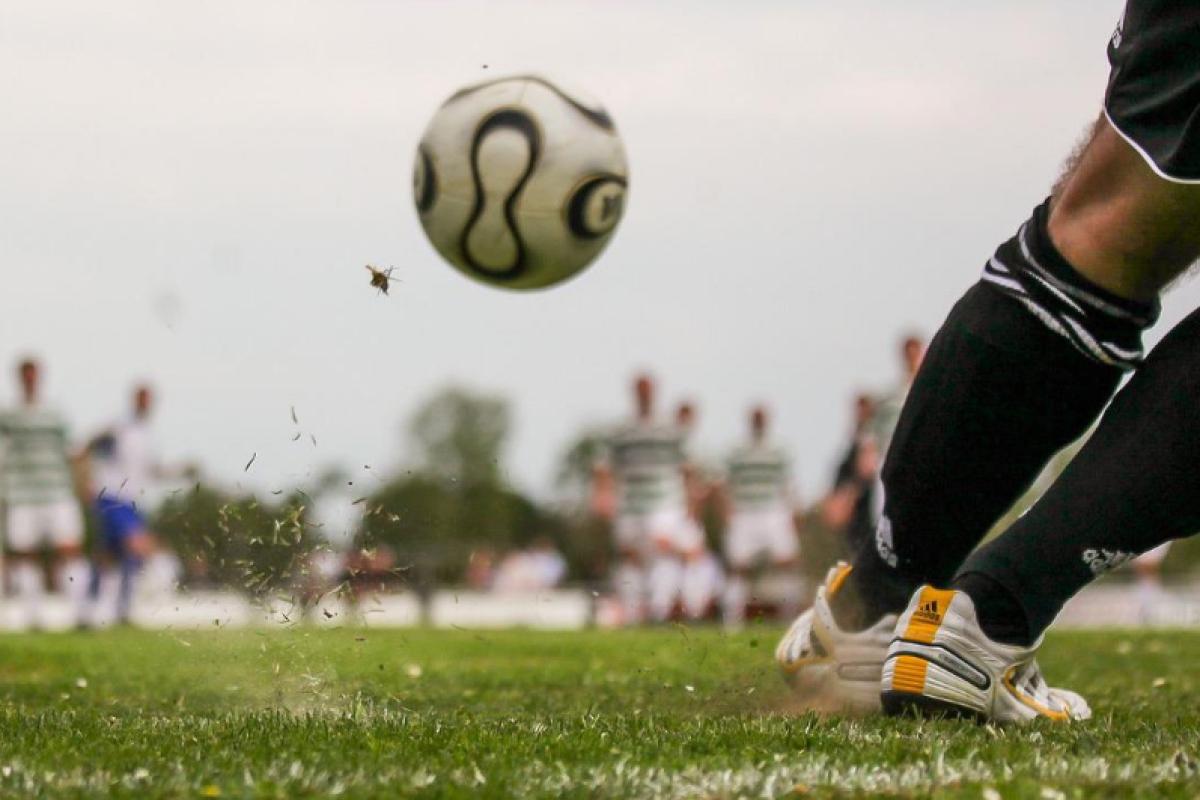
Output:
[
  {"xmin": 56, "ymin": 552, "xmax": 91, "ymax": 627},
  {"xmin": 837, "ymin": 118, "xmax": 1189, "ymax": 632},
  {"xmin": 679, "ymin": 555, "xmax": 715, "ymax": 621},
  {"xmin": 955, "ymin": 304, "xmax": 1200, "ymax": 649},
  {"xmin": 612, "ymin": 558, "xmax": 645, "ymax": 626},
  {"xmin": 8, "ymin": 556, "xmax": 45, "ymax": 630},
  {"xmin": 721, "ymin": 570, "xmax": 749, "ymax": 627},
  {"xmin": 116, "ymin": 556, "xmax": 140, "ymax": 624},
  {"xmin": 838, "ymin": 202, "xmax": 1148, "ymax": 629},
  {"xmin": 882, "ymin": 143, "xmax": 1200, "ymax": 720},
  {"xmin": 646, "ymin": 554, "xmax": 682, "ymax": 623}
]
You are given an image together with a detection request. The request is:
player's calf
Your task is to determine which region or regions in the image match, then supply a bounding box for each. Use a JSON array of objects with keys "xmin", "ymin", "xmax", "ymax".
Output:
[{"xmin": 838, "ymin": 192, "xmax": 1159, "ymax": 633}]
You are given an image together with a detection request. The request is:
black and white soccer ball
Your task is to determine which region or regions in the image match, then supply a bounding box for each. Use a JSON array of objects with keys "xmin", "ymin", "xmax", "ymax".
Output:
[{"xmin": 413, "ymin": 75, "xmax": 629, "ymax": 290}]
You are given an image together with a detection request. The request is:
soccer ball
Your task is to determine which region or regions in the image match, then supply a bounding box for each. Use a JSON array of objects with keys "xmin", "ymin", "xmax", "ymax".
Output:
[{"xmin": 413, "ymin": 75, "xmax": 629, "ymax": 290}]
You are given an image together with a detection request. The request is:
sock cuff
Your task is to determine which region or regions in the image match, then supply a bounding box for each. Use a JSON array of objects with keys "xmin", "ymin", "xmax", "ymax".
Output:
[
  {"xmin": 982, "ymin": 198, "xmax": 1160, "ymax": 370},
  {"xmin": 950, "ymin": 570, "xmax": 1033, "ymax": 646},
  {"xmin": 1026, "ymin": 199, "xmax": 1160, "ymax": 326}
]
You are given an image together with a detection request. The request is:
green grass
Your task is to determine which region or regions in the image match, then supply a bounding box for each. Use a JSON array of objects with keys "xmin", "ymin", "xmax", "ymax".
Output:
[{"xmin": 0, "ymin": 626, "xmax": 1196, "ymax": 798}]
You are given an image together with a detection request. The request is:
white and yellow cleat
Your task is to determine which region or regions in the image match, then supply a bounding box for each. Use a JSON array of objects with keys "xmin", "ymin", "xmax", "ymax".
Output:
[
  {"xmin": 881, "ymin": 586, "xmax": 1090, "ymax": 723},
  {"xmin": 774, "ymin": 562, "xmax": 898, "ymax": 714}
]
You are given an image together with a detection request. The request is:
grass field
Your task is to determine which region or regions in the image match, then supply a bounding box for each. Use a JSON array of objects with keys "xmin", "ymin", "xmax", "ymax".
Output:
[{"xmin": 0, "ymin": 626, "xmax": 1196, "ymax": 798}]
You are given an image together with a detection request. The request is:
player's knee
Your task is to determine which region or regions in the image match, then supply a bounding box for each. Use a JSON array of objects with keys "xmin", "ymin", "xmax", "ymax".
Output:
[
  {"xmin": 1050, "ymin": 118, "xmax": 1200, "ymax": 297},
  {"xmin": 126, "ymin": 532, "xmax": 155, "ymax": 559},
  {"xmin": 618, "ymin": 549, "xmax": 642, "ymax": 567}
]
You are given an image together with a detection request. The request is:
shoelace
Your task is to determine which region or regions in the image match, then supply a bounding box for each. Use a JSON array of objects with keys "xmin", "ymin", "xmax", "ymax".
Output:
[{"xmin": 1012, "ymin": 660, "xmax": 1068, "ymax": 710}]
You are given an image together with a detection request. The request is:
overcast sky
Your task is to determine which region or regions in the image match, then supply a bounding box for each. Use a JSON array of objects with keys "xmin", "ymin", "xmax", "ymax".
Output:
[{"xmin": 2, "ymin": 0, "xmax": 1192, "ymax": 502}]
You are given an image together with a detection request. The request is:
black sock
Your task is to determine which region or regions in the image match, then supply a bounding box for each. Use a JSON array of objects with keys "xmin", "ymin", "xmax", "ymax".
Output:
[
  {"xmin": 951, "ymin": 571, "xmax": 1031, "ymax": 646},
  {"xmin": 837, "ymin": 199, "xmax": 1156, "ymax": 630},
  {"xmin": 959, "ymin": 305, "xmax": 1200, "ymax": 640}
]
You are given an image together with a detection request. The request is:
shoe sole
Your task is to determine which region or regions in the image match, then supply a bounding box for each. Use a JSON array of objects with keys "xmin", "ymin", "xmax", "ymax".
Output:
[
  {"xmin": 880, "ymin": 690, "xmax": 986, "ymax": 722},
  {"xmin": 880, "ymin": 647, "xmax": 990, "ymax": 721}
]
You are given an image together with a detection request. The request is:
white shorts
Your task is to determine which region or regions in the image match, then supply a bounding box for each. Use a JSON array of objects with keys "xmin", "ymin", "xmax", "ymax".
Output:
[
  {"xmin": 725, "ymin": 508, "xmax": 798, "ymax": 568},
  {"xmin": 5, "ymin": 500, "xmax": 85, "ymax": 552},
  {"xmin": 615, "ymin": 508, "xmax": 705, "ymax": 556}
]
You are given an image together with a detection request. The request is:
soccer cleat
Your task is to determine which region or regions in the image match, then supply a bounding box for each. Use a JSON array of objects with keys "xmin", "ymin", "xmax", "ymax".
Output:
[
  {"xmin": 775, "ymin": 562, "xmax": 899, "ymax": 714},
  {"xmin": 880, "ymin": 586, "xmax": 1091, "ymax": 723}
]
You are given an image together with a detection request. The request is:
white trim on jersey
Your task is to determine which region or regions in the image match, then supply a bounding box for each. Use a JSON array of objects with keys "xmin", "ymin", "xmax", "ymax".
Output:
[{"xmin": 1103, "ymin": 107, "xmax": 1200, "ymax": 186}]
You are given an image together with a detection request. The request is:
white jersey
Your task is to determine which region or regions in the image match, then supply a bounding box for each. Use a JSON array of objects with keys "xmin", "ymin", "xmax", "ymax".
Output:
[
  {"xmin": 608, "ymin": 420, "xmax": 688, "ymax": 517},
  {"xmin": 0, "ymin": 404, "xmax": 75, "ymax": 506},
  {"xmin": 726, "ymin": 442, "xmax": 790, "ymax": 513},
  {"xmin": 90, "ymin": 417, "xmax": 157, "ymax": 503},
  {"xmin": 870, "ymin": 380, "xmax": 913, "ymax": 458}
]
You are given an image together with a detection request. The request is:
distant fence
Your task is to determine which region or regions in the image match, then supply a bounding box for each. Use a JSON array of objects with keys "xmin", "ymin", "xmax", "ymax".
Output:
[
  {"xmin": 1, "ymin": 589, "xmax": 598, "ymax": 632},
  {"xmin": 2, "ymin": 582, "xmax": 1199, "ymax": 632}
]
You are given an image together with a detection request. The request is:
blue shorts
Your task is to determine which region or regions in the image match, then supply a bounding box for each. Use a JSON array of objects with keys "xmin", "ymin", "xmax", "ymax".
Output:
[{"xmin": 95, "ymin": 496, "xmax": 146, "ymax": 554}]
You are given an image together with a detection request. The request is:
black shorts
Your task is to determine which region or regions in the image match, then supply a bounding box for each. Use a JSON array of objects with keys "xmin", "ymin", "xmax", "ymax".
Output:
[{"xmin": 1105, "ymin": 0, "xmax": 1200, "ymax": 183}]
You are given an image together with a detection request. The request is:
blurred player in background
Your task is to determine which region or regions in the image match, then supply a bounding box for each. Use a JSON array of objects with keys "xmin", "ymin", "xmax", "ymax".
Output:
[
  {"xmin": 868, "ymin": 334, "xmax": 925, "ymax": 460},
  {"xmin": 81, "ymin": 384, "xmax": 184, "ymax": 626},
  {"xmin": 0, "ymin": 358, "xmax": 88, "ymax": 629},
  {"xmin": 824, "ymin": 393, "xmax": 879, "ymax": 556},
  {"xmin": 592, "ymin": 374, "xmax": 699, "ymax": 624},
  {"xmin": 719, "ymin": 405, "xmax": 799, "ymax": 627},
  {"xmin": 1131, "ymin": 543, "xmax": 1173, "ymax": 625},
  {"xmin": 674, "ymin": 400, "xmax": 724, "ymax": 620},
  {"xmin": 822, "ymin": 338, "xmax": 923, "ymax": 553}
]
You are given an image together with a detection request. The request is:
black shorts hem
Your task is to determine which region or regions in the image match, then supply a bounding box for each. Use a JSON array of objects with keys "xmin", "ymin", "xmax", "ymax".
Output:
[{"xmin": 1104, "ymin": 107, "xmax": 1200, "ymax": 185}]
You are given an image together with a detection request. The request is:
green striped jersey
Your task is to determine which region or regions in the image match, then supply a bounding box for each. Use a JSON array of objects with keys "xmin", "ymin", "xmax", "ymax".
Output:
[
  {"xmin": 870, "ymin": 383, "xmax": 910, "ymax": 458},
  {"xmin": 727, "ymin": 443, "xmax": 790, "ymax": 511},
  {"xmin": 0, "ymin": 405, "xmax": 75, "ymax": 505},
  {"xmin": 608, "ymin": 421, "xmax": 687, "ymax": 516}
]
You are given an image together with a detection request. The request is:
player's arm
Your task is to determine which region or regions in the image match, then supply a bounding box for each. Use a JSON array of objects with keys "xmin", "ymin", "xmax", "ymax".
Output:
[
  {"xmin": 713, "ymin": 478, "xmax": 732, "ymax": 524},
  {"xmin": 590, "ymin": 462, "xmax": 615, "ymax": 521},
  {"xmin": 680, "ymin": 460, "xmax": 699, "ymax": 517},
  {"xmin": 71, "ymin": 430, "xmax": 108, "ymax": 501},
  {"xmin": 785, "ymin": 468, "xmax": 801, "ymax": 532},
  {"xmin": 821, "ymin": 436, "xmax": 879, "ymax": 530}
]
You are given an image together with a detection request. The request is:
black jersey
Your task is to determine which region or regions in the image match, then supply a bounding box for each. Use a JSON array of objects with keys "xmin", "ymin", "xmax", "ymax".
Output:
[{"xmin": 1105, "ymin": 0, "xmax": 1200, "ymax": 182}]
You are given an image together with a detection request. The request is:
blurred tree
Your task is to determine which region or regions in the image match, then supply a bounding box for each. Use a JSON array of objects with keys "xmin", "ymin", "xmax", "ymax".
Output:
[
  {"xmin": 409, "ymin": 387, "xmax": 510, "ymax": 488},
  {"xmin": 152, "ymin": 485, "xmax": 316, "ymax": 593},
  {"xmin": 358, "ymin": 474, "xmax": 571, "ymax": 583},
  {"xmin": 553, "ymin": 427, "xmax": 610, "ymax": 509},
  {"xmin": 348, "ymin": 385, "xmax": 613, "ymax": 584}
]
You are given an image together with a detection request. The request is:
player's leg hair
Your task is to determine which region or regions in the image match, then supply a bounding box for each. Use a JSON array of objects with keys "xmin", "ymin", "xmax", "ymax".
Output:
[
  {"xmin": 1048, "ymin": 115, "xmax": 1104, "ymax": 200},
  {"xmin": 956, "ymin": 301, "xmax": 1200, "ymax": 644},
  {"xmin": 837, "ymin": 114, "xmax": 1188, "ymax": 629}
]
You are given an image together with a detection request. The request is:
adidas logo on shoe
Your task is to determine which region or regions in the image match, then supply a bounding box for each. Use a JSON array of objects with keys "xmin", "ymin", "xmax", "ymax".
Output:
[{"xmin": 913, "ymin": 599, "xmax": 941, "ymax": 624}]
